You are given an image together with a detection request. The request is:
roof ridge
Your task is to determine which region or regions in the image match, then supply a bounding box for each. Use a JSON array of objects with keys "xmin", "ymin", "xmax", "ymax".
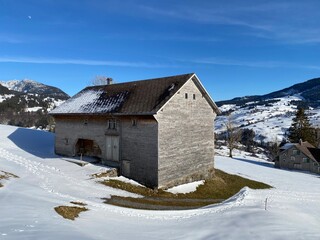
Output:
[{"xmin": 85, "ymin": 73, "xmax": 195, "ymax": 90}]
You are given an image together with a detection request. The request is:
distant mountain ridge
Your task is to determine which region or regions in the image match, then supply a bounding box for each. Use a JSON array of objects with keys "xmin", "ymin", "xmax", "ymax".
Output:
[
  {"xmin": 0, "ymin": 79, "xmax": 69, "ymax": 128},
  {"xmin": 217, "ymin": 77, "xmax": 320, "ymax": 108},
  {"xmin": 0, "ymin": 79, "xmax": 69, "ymax": 100}
]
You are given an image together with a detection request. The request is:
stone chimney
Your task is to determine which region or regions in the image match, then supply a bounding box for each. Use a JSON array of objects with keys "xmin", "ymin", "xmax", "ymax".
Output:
[
  {"xmin": 106, "ymin": 78, "xmax": 113, "ymax": 85},
  {"xmin": 299, "ymin": 139, "xmax": 303, "ymax": 145}
]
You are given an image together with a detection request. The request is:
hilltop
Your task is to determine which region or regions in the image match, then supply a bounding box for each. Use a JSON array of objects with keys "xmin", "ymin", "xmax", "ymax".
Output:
[
  {"xmin": 0, "ymin": 79, "xmax": 69, "ymax": 128},
  {"xmin": 216, "ymin": 77, "xmax": 320, "ymax": 143}
]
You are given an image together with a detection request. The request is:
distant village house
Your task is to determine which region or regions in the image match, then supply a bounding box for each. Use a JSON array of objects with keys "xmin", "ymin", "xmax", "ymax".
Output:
[
  {"xmin": 275, "ymin": 140, "xmax": 320, "ymax": 174},
  {"xmin": 50, "ymin": 73, "xmax": 220, "ymax": 188}
]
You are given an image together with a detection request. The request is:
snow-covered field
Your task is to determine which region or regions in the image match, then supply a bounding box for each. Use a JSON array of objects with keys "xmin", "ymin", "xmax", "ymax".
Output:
[{"xmin": 1, "ymin": 125, "xmax": 320, "ymax": 239}]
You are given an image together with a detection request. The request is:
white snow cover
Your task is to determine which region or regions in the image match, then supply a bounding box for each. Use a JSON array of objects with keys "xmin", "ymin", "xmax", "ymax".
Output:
[
  {"xmin": 26, "ymin": 106, "xmax": 43, "ymax": 112},
  {"xmin": 50, "ymin": 89, "xmax": 127, "ymax": 114},
  {"xmin": 0, "ymin": 94, "xmax": 14, "ymax": 103},
  {"xmin": 0, "ymin": 124, "xmax": 320, "ymax": 239},
  {"xmin": 0, "ymin": 79, "xmax": 42, "ymax": 92},
  {"xmin": 166, "ymin": 180, "xmax": 204, "ymax": 194},
  {"xmin": 216, "ymin": 95, "xmax": 320, "ymax": 142}
]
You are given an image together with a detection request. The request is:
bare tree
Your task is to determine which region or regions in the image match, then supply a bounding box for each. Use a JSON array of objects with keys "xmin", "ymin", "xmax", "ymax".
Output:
[
  {"xmin": 316, "ymin": 128, "xmax": 320, "ymax": 148},
  {"xmin": 267, "ymin": 137, "xmax": 281, "ymax": 161},
  {"xmin": 224, "ymin": 114, "xmax": 241, "ymax": 158},
  {"xmin": 91, "ymin": 76, "xmax": 114, "ymax": 86}
]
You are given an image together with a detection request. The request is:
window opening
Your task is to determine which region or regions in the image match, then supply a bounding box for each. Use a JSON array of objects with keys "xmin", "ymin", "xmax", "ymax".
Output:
[
  {"xmin": 132, "ymin": 119, "xmax": 137, "ymax": 127},
  {"xmin": 108, "ymin": 119, "xmax": 117, "ymax": 129}
]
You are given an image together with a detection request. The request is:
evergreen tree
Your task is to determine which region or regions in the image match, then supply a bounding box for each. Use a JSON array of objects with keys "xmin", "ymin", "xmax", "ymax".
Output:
[
  {"xmin": 288, "ymin": 108, "xmax": 316, "ymax": 145},
  {"xmin": 240, "ymin": 129, "xmax": 255, "ymax": 152}
]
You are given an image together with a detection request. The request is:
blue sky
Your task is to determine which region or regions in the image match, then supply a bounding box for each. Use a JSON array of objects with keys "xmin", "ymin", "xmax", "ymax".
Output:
[{"xmin": 1, "ymin": 0, "xmax": 320, "ymax": 101}]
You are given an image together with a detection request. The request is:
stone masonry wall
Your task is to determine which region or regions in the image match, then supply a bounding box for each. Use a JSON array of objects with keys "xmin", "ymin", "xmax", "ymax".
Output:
[
  {"xmin": 54, "ymin": 115, "xmax": 159, "ymax": 187},
  {"xmin": 54, "ymin": 115, "xmax": 113, "ymax": 159},
  {"xmin": 155, "ymin": 78, "xmax": 217, "ymax": 188},
  {"xmin": 121, "ymin": 117, "xmax": 159, "ymax": 187}
]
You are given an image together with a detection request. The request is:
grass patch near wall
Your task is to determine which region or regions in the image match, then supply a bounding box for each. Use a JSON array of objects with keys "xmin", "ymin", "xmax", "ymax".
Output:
[{"xmin": 101, "ymin": 169, "xmax": 271, "ymax": 210}]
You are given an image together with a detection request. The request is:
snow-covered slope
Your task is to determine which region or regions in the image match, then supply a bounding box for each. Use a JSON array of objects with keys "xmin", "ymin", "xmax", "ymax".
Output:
[
  {"xmin": 216, "ymin": 77, "xmax": 320, "ymax": 143},
  {"xmin": 216, "ymin": 95, "xmax": 320, "ymax": 143},
  {"xmin": 0, "ymin": 124, "xmax": 319, "ymax": 239}
]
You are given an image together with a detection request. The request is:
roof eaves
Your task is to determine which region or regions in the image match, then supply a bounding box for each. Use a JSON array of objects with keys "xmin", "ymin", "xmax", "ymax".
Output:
[
  {"xmin": 295, "ymin": 144, "xmax": 316, "ymax": 161},
  {"xmin": 49, "ymin": 112, "xmax": 156, "ymax": 116}
]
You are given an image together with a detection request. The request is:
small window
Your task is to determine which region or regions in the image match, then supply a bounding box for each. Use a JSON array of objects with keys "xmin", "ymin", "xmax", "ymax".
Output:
[
  {"xmin": 303, "ymin": 158, "xmax": 309, "ymax": 163},
  {"xmin": 185, "ymin": 93, "xmax": 188, "ymax": 99},
  {"xmin": 193, "ymin": 94, "xmax": 196, "ymax": 100},
  {"xmin": 291, "ymin": 156, "xmax": 295, "ymax": 161},
  {"xmin": 108, "ymin": 119, "xmax": 117, "ymax": 129},
  {"xmin": 64, "ymin": 138, "xmax": 69, "ymax": 145},
  {"xmin": 132, "ymin": 119, "xmax": 137, "ymax": 127},
  {"xmin": 293, "ymin": 149, "xmax": 300, "ymax": 155}
]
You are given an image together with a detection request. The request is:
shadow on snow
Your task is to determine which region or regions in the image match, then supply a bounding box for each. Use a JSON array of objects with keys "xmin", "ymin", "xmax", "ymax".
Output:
[
  {"xmin": 233, "ymin": 157, "xmax": 275, "ymax": 169},
  {"xmin": 8, "ymin": 128, "xmax": 58, "ymax": 159}
]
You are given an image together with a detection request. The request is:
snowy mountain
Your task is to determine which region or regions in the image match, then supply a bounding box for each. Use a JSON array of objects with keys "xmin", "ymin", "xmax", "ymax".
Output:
[
  {"xmin": 0, "ymin": 79, "xmax": 69, "ymax": 127},
  {"xmin": 216, "ymin": 77, "xmax": 320, "ymax": 143},
  {"xmin": 0, "ymin": 79, "xmax": 69, "ymax": 99},
  {"xmin": 218, "ymin": 77, "xmax": 320, "ymax": 108}
]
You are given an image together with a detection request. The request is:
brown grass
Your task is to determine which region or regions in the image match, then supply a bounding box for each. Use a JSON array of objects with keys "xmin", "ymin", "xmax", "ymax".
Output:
[
  {"xmin": 91, "ymin": 169, "xmax": 118, "ymax": 178},
  {"xmin": 101, "ymin": 169, "xmax": 271, "ymax": 210},
  {"xmin": 70, "ymin": 201, "xmax": 87, "ymax": 206},
  {"xmin": 0, "ymin": 171, "xmax": 19, "ymax": 188},
  {"xmin": 54, "ymin": 205, "xmax": 88, "ymax": 220}
]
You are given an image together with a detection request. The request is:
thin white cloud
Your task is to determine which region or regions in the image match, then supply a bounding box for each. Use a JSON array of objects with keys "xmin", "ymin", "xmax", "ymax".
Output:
[
  {"xmin": 182, "ymin": 58, "xmax": 286, "ymax": 68},
  {"xmin": 0, "ymin": 56, "xmax": 174, "ymax": 68},
  {"xmin": 177, "ymin": 57, "xmax": 320, "ymax": 70},
  {"xmin": 103, "ymin": 33, "xmax": 220, "ymax": 42},
  {"xmin": 137, "ymin": 1, "xmax": 320, "ymax": 44}
]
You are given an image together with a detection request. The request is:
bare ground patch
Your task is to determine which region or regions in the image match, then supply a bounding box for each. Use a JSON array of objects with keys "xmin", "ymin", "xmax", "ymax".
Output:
[
  {"xmin": 54, "ymin": 205, "xmax": 88, "ymax": 220},
  {"xmin": 0, "ymin": 170, "xmax": 19, "ymax": 187}
]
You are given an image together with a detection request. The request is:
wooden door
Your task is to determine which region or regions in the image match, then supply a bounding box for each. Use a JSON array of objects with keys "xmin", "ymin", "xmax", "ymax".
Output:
[{"xmin": 106, "ymin": 136, "xmax": 119, "ymax": 161}]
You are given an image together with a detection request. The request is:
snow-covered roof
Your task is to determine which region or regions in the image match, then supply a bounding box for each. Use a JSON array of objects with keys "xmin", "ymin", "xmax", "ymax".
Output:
[
  {"xmin": 50, "ymin": 89, "xmax": 129, "ymax": 114},
  {"xmin": 280, "ymin": 143, "xmax": 294, "ymax": 150},
  {"xmin": 50, "ymin": 73, "xmax": 219, "ymax": 115}
]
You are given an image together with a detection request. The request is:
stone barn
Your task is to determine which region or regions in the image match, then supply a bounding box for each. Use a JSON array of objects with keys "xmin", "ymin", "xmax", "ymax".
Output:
[
  {"xmin": 50, "ymin": 73, "xmax": 220, "ymax": 188},
  {"xmin": 276, "ymin": 140, "xmax": 320, "ymax": 174}
]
